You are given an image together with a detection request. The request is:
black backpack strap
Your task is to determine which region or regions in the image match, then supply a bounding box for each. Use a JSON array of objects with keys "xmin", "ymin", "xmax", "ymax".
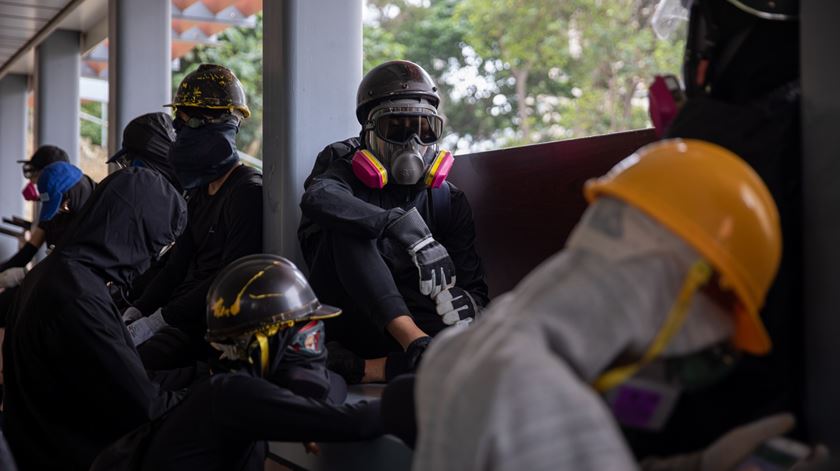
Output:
[{"xmin": 427, "ymin": 181, "xmax": 451, "ymax": 236}]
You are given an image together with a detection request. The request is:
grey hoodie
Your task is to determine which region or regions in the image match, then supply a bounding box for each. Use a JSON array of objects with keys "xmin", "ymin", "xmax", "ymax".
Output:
[{"xmin": 413, "ymin": 198, "xmax": 733, "ymax": 471}]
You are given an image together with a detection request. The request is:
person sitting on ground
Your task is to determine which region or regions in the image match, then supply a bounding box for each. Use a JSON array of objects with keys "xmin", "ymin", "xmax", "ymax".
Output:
[
  {"xmin": 92, "ymin": 255, "xmax": 383, "ymax": 471},
  {"xmin": 122, "ymin": 64, "xmax": 263, "ymax": 372},
  {"xmin": 0, "ymin": 160, "xmax": 95, "ymax": 324},
  {"xmin": 2, "ymin": 166, "xmax": 187, "ymax": 471},
  {"xmin": 299, "ymin": 60, "xmax": 488, "ymax": 384}
]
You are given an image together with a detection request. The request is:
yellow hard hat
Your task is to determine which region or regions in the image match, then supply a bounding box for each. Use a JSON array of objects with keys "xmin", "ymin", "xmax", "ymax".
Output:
[{"xmin": 584, "ymin": 138, "xmax": 781, "ymax": 355}]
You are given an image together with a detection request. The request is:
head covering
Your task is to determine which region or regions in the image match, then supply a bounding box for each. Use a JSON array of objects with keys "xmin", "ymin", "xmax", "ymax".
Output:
[
  {"xmin": 37, "ymin": 162, "xmax": 83, "ymax": 222},
  {"xmin": 18, "ymin": 145, "xmax": 69, "ymax": 171},
  {"xmin": 54, "ymin": 167, "xmax": 187, "ymax": 287},
  {"xmin": 107, "ymin": 113, "xmax": 179, "ymax": 188}
]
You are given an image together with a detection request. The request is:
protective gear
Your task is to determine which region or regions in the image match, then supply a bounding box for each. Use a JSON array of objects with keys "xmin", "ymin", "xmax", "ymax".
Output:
[
  {"xmin": 166, "ymin": 63, "xmax": 251, "ymax": 119},
  {"xmin": 434, "ymin": 287, "xmax": 480, "ymax": 326},
  {"xmin": 413, "ymin": 196, "xmax": 746, "ymax": 471},
  {"xmin": 270, "ymin": 320, "xmax": 332, "ymax": 399},
  {"xmin": 668, "ymin": 0, "xmax": 799, "ymax": 98},
  {"xmin": 122, "ymin": 306, "xmax": 143, "ymax": 324},
  {"xmin": 640, "ymin": 413, "xmax": 796, "ymax": 470},
  {"xmin": 21, "ymin": 182, "xmax": 39, "ymax": 201},
  {"xmin": 354, "ymin": 97, "xmax": 453, "ymax": 188},
  {"xmin": 36, "ymin": 162, "xmax": 83, "ymax": 222},
  {"xmin": 352, "ymin": 148, "xmax": 453, "ymax": 189},
  {"xmin": 127, "ymin": 309, "xmax": 168, "ymax": 346},
  {"xmin": 648, "ymin": 75, "xmax": 687, "ymax": 137},
  {"xmin": 356, "ymin": 60, "xmax": 440, "ymax": 124},
  {"xmin": 385, "ymin": 336, "xmax": 431, "ymax": 381},
  {"xmin": 0, "ymin": 267, "xmax": 26, "ymax": 289},
  {"xmin": 386, "ymin": 208, "xmax": 456, "ymax": 297},
  {"xmin": 206, "ymin": 254, "xmax": 341, "ymax": 377},
  {"xmin": 585, "ymin": 138, "xmax": 781, "ymax": 356},
  {"xmin": 168, "ymin": 121, "xmax": 240, "ymax": 190},
  {"xmin": 107, "ymin": 113, "xmax": 180, "ymax": 189}
]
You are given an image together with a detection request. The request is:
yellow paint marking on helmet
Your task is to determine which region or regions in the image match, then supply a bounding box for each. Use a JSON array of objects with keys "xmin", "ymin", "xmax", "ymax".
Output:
[{"xmin": 211, "ymin": 263, "xmax": 281, "ymax": 318}]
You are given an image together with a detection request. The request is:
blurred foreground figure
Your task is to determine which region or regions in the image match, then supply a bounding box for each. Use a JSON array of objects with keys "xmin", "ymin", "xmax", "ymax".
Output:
[{"xmin": 413, "ymin": 139, "xmax": 804, "ymax": 470}]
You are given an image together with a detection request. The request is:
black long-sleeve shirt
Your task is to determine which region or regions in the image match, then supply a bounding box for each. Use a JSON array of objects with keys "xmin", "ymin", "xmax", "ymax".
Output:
[
  {"xmin": 299, "ymin": 141, "xmax": 488, "ymax": 340},
  {"xmin": 135, "ymin": 164, "xmax": 263, "ymax": 339},
  {"xmin": 136, "ymin": 372, "xmax": 382, "ymax": 471}
]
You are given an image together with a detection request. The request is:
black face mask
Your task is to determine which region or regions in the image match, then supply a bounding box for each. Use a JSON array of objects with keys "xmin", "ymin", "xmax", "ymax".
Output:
[{"xmin": 169, "ymin": 121, "xmax": 240, "ymax": 190}]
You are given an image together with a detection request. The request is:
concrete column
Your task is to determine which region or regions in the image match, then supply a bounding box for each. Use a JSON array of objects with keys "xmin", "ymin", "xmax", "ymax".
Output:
[
  {"xmin": 802, "ymin": 1, "xmax": 840, "ymax": 449},
  {"xmin": 0, "ymin": 75, "xmax": 28, "ymax": 260},
  {"xmin": 262, "ymin": 0, "xmax": 363, "ymax": 262},
  {"xmin": 108, "ymin": 0, "xmax": 171, "ymax": 156},
  {"xmin": 35, "ymin": 30, "xmax": 80, "ymax": 165}
]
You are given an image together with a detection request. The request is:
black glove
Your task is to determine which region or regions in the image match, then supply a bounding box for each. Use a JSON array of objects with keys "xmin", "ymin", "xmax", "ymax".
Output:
[
  {"xmin": 386, "ymin": 208, "xmax": 456, "ymax": 297},
  {"xmin": 385, "ymin": 336, "xmax": 431, "ymax": 381},
  {"xmin": 434, "ymin": 287, "xmax": 480, "ymax": 326},
  {"xmin": 326, "ymin": 341, "xmax": 365, "ymax": 385}
]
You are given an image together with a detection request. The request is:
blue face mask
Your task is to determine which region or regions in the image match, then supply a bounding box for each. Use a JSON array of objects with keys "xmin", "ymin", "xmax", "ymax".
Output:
[{"xmin": 169, "ymin": 121, "xmax": 240, "ymax": 190}]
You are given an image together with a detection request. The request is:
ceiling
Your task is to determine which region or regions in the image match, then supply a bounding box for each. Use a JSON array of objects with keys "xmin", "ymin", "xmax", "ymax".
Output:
[{"xmin": 0, "ymin": 0, "xmax": 260, "ymax": 79}]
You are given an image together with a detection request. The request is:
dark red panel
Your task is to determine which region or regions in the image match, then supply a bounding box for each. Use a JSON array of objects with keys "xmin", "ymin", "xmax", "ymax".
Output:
[{"xmin": 449, "ymin": 129, "xmax": 657, "ymax": 297}]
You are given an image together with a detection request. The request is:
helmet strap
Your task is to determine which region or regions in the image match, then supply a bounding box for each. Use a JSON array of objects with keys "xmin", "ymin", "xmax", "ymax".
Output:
[
  {"xmin": 593, "ymin": 259, "xmax": 713, "ymax": 393},
  {"xmin": 256, "ymin": 332, "xmax": 269, "ymax": 377}
]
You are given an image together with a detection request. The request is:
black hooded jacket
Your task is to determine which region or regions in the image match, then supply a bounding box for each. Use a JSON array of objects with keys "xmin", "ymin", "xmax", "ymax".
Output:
[
  {"xmin": 298, "ymin": 140, "xmax": 488, "ymax": 355},
  {"xmin": 2, "ymin": 168, "xmax": 187, "ymax": 471}
]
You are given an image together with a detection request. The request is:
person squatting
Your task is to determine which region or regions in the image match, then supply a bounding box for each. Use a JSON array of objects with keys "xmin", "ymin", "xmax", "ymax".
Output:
[{"xmin": 0, "ymin": 0, "xmax": 833, "ymax": 469}]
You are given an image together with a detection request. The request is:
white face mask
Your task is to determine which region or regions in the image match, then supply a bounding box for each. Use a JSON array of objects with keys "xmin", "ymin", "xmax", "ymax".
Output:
[{"xmin": 567, "ymin": 197, "xmax": 734, "ymax": 359}]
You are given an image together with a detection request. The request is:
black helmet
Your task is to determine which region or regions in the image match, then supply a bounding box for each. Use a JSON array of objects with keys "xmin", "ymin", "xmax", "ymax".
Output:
[
  {"xmin": 727, "ymin": 0, "xmax": 796, "ymax": 20},
  {"xmin": 356, "ymin": 60, "xmax": 440, "ymax": 124},
  {"xmin": 206, "ymin": 254, "xmax": 340, "ymax": 342},
  {"xmin": 166, "ymin": 63, "xmax": 251, "ymax": 119}
]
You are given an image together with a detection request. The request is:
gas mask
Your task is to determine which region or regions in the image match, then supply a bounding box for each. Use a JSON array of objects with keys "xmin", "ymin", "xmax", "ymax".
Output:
[
  {"xmin": 352, "ymin": 99, "xmax": 453, "ymax": 189},
  {"xmin": 21, "ymin": 182, "xmax": 39, "ymax": 201},
  {"xmin": 169, "ymin": 114, "xmax": 240, "ymax": 190}
]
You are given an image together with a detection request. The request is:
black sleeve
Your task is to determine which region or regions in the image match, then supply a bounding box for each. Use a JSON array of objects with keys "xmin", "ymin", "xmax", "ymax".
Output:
[
  {"xmin": 440, "ymin": 186, "xmax": 489, "ymax": 308},
  {"xmin": 300, "ymin": 160, "xmax": 406, "ymax": 240},
  {"xmin": 331, "ymin": 233, "xmax": 410, "ymax": 330},
  {"xmin": 65, "ymin": 295, "xmax": 180, "ymax": 426},
  {"xmin": 0, "ymin": 243, "xmax": 39, "ymax": 271},
  {"xmin": 161, "ymin": 181, "xmax": 262, "ymax": 327},
  {"xmin": 133, "ymin": 230, "xmax": 194, "ymax": 315},
  {"xmin": 217, "ymin": 375, "xmax": 384, "ymax": 443}
]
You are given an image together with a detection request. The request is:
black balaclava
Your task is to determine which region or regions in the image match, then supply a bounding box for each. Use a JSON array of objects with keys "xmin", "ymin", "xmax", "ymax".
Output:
[{"xmin": 169, "ymin": 116, "xmax": 240, "ymax": 190}]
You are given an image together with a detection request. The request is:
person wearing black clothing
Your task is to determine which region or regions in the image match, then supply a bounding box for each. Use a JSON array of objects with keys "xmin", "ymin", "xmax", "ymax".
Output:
[
  {"xmin": 299, "ymin": 60, "xmax": 488, "ymax": 383},
  {"xmin": 0, "ymin": 161, "xmax": 95, "ymax": 326},
  {"xmin": 107, "ymin": 112, "xmax": 180, "ymax": 190},
  {"xmin": 2, "ymin": 167, "xmax": 186, "ymax": 471},
  {"xmin": 92, "ymin": 255, "xmax": 382, "ymax": 471},
  {"xmin": 123, "ymin": 64, "xmax": 263, "ymax": 371},
  {"xmin": 624, "ymin": 0, "xmax": 803, "ymax": 457},
  {"xmin": 104, "ymin": 112, "xmax": 179, "ymax": 309}
]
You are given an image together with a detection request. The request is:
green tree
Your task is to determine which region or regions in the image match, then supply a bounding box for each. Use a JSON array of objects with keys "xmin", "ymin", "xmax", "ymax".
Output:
[
  {"xmin": 363, "ymin": 0, "xmax": 684, "ymax": 150},
  {"xmin": 173, "ymin": 13, "xmax": 263, "ymax": 158}
]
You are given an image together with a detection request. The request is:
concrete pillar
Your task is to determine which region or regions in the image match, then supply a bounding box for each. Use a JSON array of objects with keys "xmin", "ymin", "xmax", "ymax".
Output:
[
  {"xmin": 0, "ymin": 75, "xmax": 28, "ymax": 260},
  {"xmin": 35, "ymin": 30, "xmax": 80, "ymax": 165},
  {"xmin": 262, "ymin": 0, "xmax": 363, "ymax": 262},
  {"xmin": 802, "ymin": 0, "xmax": 840, "ymax": 449},
  {"xmin": 108, "ymin": 0, "xmax": 171, "ymax": 156}
]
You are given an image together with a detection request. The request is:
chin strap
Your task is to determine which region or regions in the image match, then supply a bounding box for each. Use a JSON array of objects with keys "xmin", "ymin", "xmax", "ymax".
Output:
[{"xmin": 593, "ymin": 260, "xmax": 713, "ymax": 393}]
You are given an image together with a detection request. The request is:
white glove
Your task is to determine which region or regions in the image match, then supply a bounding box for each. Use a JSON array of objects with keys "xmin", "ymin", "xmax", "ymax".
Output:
[
  {"xmin": 641, "ymin": 413, "xmax": 797, "ymax": 471},
  {"xmin": 434, "ymin": 287, "xmax": 480, "ymax": 326},
  {"xmin": 121, "ymin": 306, "xmax": 143, "ymax": 324},
  {"xmin": 127, "ymin": 309, "xmax": 167, "ymax": 346},
  {"xmin": 0, "ymin": 267, "xmax": 26, "ymax": 289}
]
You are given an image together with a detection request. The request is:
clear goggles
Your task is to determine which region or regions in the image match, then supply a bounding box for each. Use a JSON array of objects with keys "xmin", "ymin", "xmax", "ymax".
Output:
[{"xmin": 366, "ymin": 111, "xmax": 444, "ymax": 146}]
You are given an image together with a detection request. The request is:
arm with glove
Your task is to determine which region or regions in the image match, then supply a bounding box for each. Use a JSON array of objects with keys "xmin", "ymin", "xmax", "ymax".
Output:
[
  {"xmin": 641, "ymin": 413, "xmax": 828, "ymax": 471},
  {"xmin": 430, "ymin": 187, "xmax": 489, "ymax": 326}
]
